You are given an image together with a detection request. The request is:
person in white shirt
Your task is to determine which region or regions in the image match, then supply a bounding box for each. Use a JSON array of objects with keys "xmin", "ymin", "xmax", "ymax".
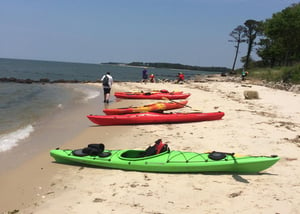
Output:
[{"xmin": 100, "ymin": 72, "xmax": 113, "ymax": 103}]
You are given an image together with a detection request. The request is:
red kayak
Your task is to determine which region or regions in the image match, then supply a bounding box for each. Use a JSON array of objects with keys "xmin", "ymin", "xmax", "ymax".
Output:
[
  {"xmin": 114, "ymin": 92, "xmax": 190, "ymax": 100},
  {"xmin": 103, "ymin": 100, "xmax": 188, "ymax": 115},
  {"xmin": 87, "ymin": 111, "xmax": 224, "ymax": 126},
  {"xmin": 114, "ymin": 89, "xmax": 183, "ymax": 95}
]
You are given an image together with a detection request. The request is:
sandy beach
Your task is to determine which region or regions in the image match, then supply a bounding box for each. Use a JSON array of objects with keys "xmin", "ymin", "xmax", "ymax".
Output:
[{"xmin": 1, "ymin": 79, "xmax": 300, "ymax": 214}]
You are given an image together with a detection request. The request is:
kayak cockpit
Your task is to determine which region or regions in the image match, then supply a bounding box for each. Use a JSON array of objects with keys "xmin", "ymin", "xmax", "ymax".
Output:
[
  {"xmin": 120, "ymin": 139, "xmax": 170, "ymax": 160},
  {"xmin": 119, "ymin": 149, "xmax": 169, "ymax": 160},
  {"xmin": 120, "ymin": 150, "xmax": 150, "ymax": 159}
]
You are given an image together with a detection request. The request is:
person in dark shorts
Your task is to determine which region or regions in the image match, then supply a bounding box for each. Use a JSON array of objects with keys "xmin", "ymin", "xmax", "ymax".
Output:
[{"xmin": 101, "ymin": 72, "xmax": 113, "ymax": 103}]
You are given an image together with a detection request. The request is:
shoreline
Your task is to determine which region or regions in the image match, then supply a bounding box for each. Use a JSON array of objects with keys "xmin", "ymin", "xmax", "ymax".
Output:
[
  {"xmin": 0, "ymin": 82, "xmax": 141, "ymax": 212},
  {"xmin": 1, "ymin": 80, "xmax": 300, "ymax": 213},
  {"xmin": 1, "ymin": 74, "xmax": 300, "ymax": 93},
  {"xmin": 0, "ymin": 83, "xmax": 102, "ymax": 174}
]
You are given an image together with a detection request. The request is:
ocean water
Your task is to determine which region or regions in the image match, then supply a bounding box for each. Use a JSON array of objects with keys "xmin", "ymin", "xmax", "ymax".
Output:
[
  {"xmin": 0, "ymin": 58, "xmax": 220, "ymax": 82},
  {"xmin": 0, "ymin": 58, "xmax": 219, "ymax": 154},
  {"xmin": 0, "ymin": 82, "xmax": 100, "ymax": 153}
]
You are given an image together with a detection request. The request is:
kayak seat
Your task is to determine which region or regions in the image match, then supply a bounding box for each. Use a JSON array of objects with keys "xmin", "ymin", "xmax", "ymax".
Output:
[
  {"xmin": 160, "ymin": 89, "xmax": 169, "ymax": 93},
  {"xmin": 120, "ymin": 140, "xmax": 170, "ymax": 158},
  {"xmin": 143, "ymin": 146, "xmax": 156, "ymax": 156},
  {"xmin": 72, "ymin": 143, "xmax": 111, "ymax": 158},
  {"xmin": 143, "ymin": 139, "xmax": 169, "ymax": 157}
]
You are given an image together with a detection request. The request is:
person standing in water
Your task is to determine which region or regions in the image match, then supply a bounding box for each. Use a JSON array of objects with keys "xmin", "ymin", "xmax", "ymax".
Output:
[{"xmin": 101, "ymin": 72, "xmax": 113, "ymax": 103}]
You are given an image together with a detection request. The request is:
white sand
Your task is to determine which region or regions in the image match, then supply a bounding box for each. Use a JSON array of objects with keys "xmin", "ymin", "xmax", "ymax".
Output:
[{"xmin": 1, "ymin": 80, "xmax": 300, "ymax": 214}]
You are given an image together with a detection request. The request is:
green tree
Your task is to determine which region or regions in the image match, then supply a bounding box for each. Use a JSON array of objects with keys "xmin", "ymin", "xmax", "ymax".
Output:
[
  {"xmin": 242, "ymin": 19, "xmax": 263, "ymax": 69},
  {"xmin": 256, "ymin": 37, "xmax": 283, "ymax": 67},
  {"xmin": 263, "ymin": 3, "xmax": 300, "ymax": 66}
]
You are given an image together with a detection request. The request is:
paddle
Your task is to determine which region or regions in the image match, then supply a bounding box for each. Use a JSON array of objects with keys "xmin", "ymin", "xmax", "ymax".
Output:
[{"xmin": 162, "ymin": 97, "xmax": 202, "ymax": 112}]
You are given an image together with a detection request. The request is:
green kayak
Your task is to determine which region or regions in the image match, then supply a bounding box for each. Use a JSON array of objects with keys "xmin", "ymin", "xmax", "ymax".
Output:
[{"xmin": 50, "ymin": 140, "xmax": 280, "ymax": 173}]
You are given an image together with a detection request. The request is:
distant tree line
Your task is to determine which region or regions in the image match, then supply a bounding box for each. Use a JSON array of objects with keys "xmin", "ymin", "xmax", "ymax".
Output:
[
  {"xmin": 127, "ymin": 62, "xmax": 229, "ymax": 72},
  {"xmin": 229, "ymin": 3, "xmax": 300, "ymax": 71}
]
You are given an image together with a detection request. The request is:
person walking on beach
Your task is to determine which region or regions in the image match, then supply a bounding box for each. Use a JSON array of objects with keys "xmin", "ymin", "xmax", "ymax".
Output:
[
  {"xmin": 101, "ymin": 72, "xmax": 113, "ymax": 103},
  {"xmin": 142, "ymin": 67, "xmax": 148, "ymax": 83}
]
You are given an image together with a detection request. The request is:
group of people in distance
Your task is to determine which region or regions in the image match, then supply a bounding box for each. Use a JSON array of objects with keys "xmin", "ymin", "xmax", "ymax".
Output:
[
  {"xmin": 142, "ymin": 67, "xmax": 156, "ymax": 83},
  {"xmin": 100, "ymin": 67, "xmax": 185, "ymax": 104},
  {"xmin": 142, "ymin": 67, "xmax": 184, "ymax": 84}
]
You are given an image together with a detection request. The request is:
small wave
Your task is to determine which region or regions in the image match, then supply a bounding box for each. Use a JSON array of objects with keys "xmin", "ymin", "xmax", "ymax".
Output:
[
  {"xmin": 0, "ymin": 125, "xmax": 34, "ymax": 152},
  {"xmin": 57, "ymin": 103, "xmax": 64, "ymax": 109},
  {"xmin": 72, "ymin": 86, "xmax": 100, "ymax": 101},
  {"xmin": 84, "ymin": 89, "xmax": 100, "ymax": 101}
]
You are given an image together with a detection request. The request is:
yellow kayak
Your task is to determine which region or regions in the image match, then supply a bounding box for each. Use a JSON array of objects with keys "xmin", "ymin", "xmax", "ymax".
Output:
[{"xmin": 103, "ymin": 100, "xmax": 188, "ymax": 115}]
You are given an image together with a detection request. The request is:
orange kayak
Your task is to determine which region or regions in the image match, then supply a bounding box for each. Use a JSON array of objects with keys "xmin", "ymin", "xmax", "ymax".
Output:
[
  {"xmin": 114, "ymin": 92, "xmax": 190, "ymax": 100},
  {"xmin": 103, "ymin": 100, "xmax": 188, "ymax": 115}
]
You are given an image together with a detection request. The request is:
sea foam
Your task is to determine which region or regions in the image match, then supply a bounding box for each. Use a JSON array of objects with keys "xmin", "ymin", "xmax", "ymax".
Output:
[
  {"xmin": 0, "ymin": 125, "xmax": 34, "ymax": 152},
  {"xmin": 84, "ymin": 89, "xmax": 100, "ymax": 101},
  {"xmin": 73, "ymin": 86, "xmax": 100, "ymax": 101}
]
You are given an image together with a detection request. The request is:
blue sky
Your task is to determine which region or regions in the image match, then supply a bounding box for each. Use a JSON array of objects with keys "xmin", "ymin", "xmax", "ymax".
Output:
[{"xmin": 0, "ymin": 0, "xmax": 298, "ymax": 68}]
